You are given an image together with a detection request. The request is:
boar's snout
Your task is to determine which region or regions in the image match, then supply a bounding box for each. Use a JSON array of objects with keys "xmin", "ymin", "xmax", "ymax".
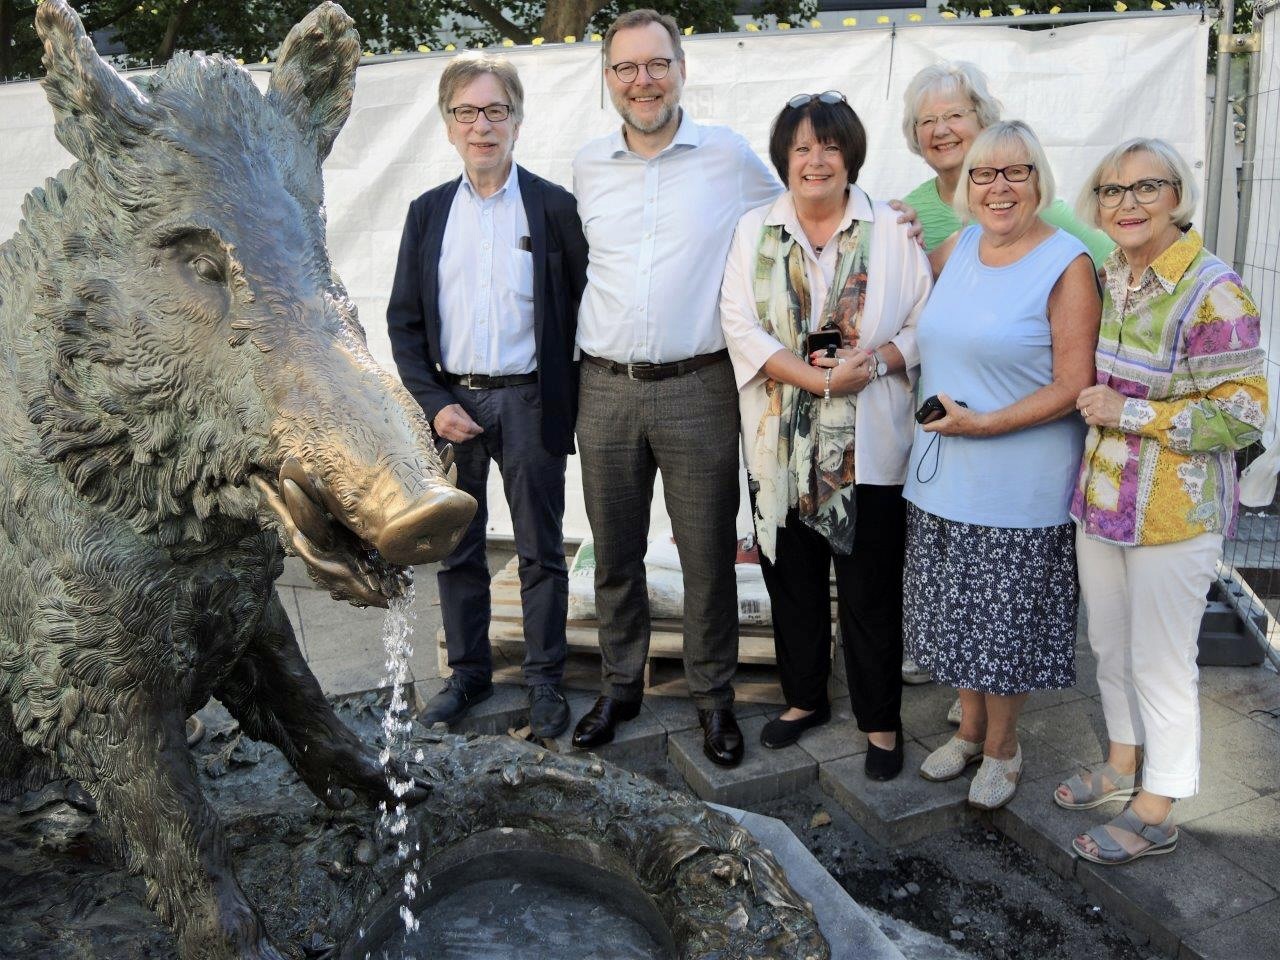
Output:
[
  {"xmin": 373, "ymin": 484, "xmax": 475, "ymax": 565},
  {"xmin": 256, "ymin": 456, "xmax": 476, "ymax": 607}
]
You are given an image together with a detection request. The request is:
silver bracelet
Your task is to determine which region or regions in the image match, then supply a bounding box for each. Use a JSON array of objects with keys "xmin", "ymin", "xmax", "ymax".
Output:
[{"xmin": 824, "ymin": 368, "xmax": 832, "ymax": 403}]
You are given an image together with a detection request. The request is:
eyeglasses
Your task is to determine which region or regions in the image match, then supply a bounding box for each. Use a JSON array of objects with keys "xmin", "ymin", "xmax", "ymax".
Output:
[
  {"xmin": 1094, "ymin": 178, "xmax": 1180, "ymax": 208},
  {"xmin": 915, "ymin": 108, "xmax": 976, "ymax": 131},
  {"xmin": 607, "ymin": 58, "xmax": 673, "ymax": 83},
  {"xmin": 787, "ymin": 90, "xmax": 847, "ymax": 109},
  {"xmin": 448, "ymin": 103, "xmax": 512, "ymax": 123},
  {"xmin": 968, "ymin": 163, "xmax": 1035, "ymax": 185}
]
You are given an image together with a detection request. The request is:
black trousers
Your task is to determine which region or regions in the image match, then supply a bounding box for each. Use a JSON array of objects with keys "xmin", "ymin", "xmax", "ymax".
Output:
[{"xmin": 758, "ymin": 484, "xmax": 905, "ymax": 732}]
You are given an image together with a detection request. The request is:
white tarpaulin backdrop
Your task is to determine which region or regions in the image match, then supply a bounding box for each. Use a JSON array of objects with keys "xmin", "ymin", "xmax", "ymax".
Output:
[{"xmin": 0, "ymin": 15, "xmax": 1209, "ymax": 539}]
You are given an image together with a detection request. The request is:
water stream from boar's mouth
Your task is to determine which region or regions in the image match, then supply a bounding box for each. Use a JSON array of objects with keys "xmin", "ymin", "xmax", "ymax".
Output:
[{"xmin": 377, "ymin": 587, "xmax": 425, "ymax": 955}]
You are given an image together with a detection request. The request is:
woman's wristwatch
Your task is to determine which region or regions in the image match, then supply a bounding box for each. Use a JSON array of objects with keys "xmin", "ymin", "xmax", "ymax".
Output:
[{"xmin": 869, "ymin": 350, "xmax": 888, "ymax": 381}]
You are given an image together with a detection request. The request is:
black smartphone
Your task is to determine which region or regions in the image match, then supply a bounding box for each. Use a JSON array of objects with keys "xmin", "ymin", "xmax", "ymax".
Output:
[
  {"xmin": 804, "ymin": 330, "xmax": 842, "ymax": 362},
  {"xmin": 915, "ymin": 395, "xmax": 967, "ymax": 424}
]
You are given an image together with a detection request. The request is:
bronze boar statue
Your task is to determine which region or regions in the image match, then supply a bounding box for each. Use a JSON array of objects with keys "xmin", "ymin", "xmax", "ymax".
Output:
[{"xmin": 0, "ymin": 1, "xmax": 476, "ymax": 956}]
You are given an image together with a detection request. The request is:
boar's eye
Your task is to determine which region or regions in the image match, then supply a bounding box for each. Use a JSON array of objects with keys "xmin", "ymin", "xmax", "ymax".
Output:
[{"xmin": 190, "ymin": 255, "xmax": 226, "ymax": 283}]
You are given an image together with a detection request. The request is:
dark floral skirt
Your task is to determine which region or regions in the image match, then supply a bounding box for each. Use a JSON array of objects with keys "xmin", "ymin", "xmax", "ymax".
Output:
[{"xmin": 903, "ymin": 504, "xmax": 1077, "ymax": 695}]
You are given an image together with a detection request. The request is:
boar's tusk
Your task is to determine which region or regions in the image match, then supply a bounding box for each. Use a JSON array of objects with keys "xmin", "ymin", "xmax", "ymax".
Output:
[
  {"xmin": 438, "ymin": 443, "xmax": 455, "ymax": 473},
  {"xmin": 281, "ymin": 478, "xmax": 335, "ymax": 550},
  {"xmin": 280, "ymin": 457, "xmax": 320, "ymax": 501}
]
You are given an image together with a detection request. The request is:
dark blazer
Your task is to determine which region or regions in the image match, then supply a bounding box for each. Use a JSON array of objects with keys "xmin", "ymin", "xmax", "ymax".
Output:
[{"xmin": 386, "ymin": 165, "xmax": 588, "ymax": 456}]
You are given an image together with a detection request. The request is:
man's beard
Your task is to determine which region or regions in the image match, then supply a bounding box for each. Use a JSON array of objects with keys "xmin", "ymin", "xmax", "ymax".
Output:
[{"xmin": 614, "ymin": 94, "xmax": 677, "ymax": 135}]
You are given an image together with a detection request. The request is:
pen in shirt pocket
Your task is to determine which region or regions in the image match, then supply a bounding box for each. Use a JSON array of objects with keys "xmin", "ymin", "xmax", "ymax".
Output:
[{"xmin": 518, "ymin": 235, "xmax": 532, "ymax": 252}]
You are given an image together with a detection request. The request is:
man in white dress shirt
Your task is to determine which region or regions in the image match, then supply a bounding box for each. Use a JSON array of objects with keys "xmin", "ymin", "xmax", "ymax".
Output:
[
  {"xmin": 569, "ymin": 9, "xmax": 781, "ymax": 766},
  {"xmin": 387, "ymin": 55, "xmax": 587, "ymax": 737}
]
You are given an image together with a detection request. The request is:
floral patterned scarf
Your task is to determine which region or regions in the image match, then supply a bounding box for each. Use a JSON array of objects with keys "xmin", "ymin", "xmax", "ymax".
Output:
[{"xmin": 751, "ymin": 217, "xmax": 871, "ymax": 561}]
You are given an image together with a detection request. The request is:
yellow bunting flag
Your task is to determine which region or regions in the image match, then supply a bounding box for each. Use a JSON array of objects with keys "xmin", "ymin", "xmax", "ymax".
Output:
[
  {"xmin": 564, "ymin": 35, "xmax": 576, "ymax": 42},
  {"xmin": 1011, "ymin": 6, "xmax": 1026, "ymax": 14},
  {"xmin": 908, "ymin": 12, "xmax": 923, "ymax": 21},
  {"xmin": 531, "ymin": 36, "xmax": 544, "ymax": 44},
  {"xmin": 842, "ymin": 16, "xmax": 857, "ymax": 25},
  {"xmin": 1114, "ymin": 1, "xmax": 1128, "ymax": 10},
  {"xmin": 444, "ymin": 43, "xmax": 456, "ymax": 51},
  {"xmin": 501, "ymin": 38, "xmax": 514, "ymax": 46},
  {"xmin": 1049, "ymin": 5, "xmax": 1061, "ymax": 12},
  {"xmin": 810, "ymin": 18, "xmax": 822, "ymax": 27},
  {"xmin": 941, "ymin": 10, "xmax": 958, "ymax": 17},
  {"xmin": 745, "ymin": 22, "xmax": 759, "ymax": 31},
  {"xmin": 979, "ymin": 8, "xmax": 993, "ymax": 16},
  {"xmin": 418, "ymin": 44, "xmax": 431, "ymax": 52},
  {"xmin": 683, "ymin": 26, "xmax": 694, "ymax": 35},
  {"xmin": 876, "ymin": 15, "xmax": 891, "ymax": 23},
  {"xmin": 1150, "ymin": 1, "xmax": 1166, "ymax": 8},
  {"xmin": 778, "ymin": 21, "xmax": 791, "ymax": 29}
]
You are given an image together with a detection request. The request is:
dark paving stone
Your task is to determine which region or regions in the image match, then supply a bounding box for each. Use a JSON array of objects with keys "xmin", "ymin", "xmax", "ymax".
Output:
[
  {"xmin": 442, "ymin": 682, "xmax": 531, "ymax": 736},
  {"xmin": 1199, "ymin": 716, "xmax": 1280, "ymax": 795},
  {"xmin": 668, "ymin": 714, "xmax": 817, "ymax": 806},
  {"xmin": 899, "ymin": 681, "xmax": 961, "ymax": 740},
  {"xmin": 797, "ymin": 718, "xmax": 867, "ymax": 764},
  {"xmin": 991, "ymin": 771, "xmax": 1090, "ymax": 882},
  {"xmin": 1178, "ymin": 896, "xmax": 1280, "ymax": 960},
  {"xmin": 1076, "ymin": 828, "xmax": 1274, "ymax": 958},
  {"xmin": 1184, "ymin": 794, "xmax": 1280, "ymax": 887},
  {"xmin": 819, "ymin": 742, "xmax": 971, "ymax": 846},
  {"xmin": 1019, "ymin": 697, "xmax": 1109, "ymax": 767},
  {"xmin": 1197, "ymin": 664, "xmax": 1280, "ymax": 718}
]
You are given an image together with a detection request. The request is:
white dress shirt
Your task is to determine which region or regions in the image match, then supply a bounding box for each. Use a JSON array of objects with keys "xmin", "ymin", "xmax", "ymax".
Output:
[
  {"xmin": 719, "ymin": 187, "xmax": 933, "ymax": 486},
  {"xmin": 438, "ymin": 163, "xmax": 536, "ymax": 376},
  {"xmin": 573, "ymin": 112, "xmax": 780, "ymax": 364}
]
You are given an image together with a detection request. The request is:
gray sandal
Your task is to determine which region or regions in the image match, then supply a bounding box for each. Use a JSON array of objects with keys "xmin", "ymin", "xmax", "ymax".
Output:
[
  {"xmin": 1073, "ymin": 808, "xmax": 1177, "ymax": 865},
  {"xmin": 1054, "ymin": 762, "xmax": 1138, "ymax": 810}
]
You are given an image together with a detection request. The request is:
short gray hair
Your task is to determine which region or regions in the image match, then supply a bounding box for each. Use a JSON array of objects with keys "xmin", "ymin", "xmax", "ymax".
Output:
[
  {"xmin": 901, "ymin": 61, "xmax": 1003, "ymax": 156},
  {"xmin": 953, "ymin": 120, "xmax": 1055, "ymax": 221},
  {"xmin": 1074, "ymin": 137, "xmax": 1198, "ymax": 230},
  {"xmin": 437, "ymin": 53, "xmax": 524, "ymax": 124}
]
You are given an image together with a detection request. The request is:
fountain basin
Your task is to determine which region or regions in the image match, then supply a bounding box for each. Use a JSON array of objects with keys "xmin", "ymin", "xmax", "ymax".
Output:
[{"xmin": 345, "ymin": 828, "xmax": 677, "ymax": 959}]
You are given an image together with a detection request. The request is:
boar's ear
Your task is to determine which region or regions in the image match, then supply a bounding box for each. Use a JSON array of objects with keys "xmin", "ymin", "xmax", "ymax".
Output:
[
  {"xmin": 267, "ymin": 2, "xmax": 361, "ymax": 162},
  {"xmin": 36, "ymin": 0, "xmax": 155, "ymax": 164}
]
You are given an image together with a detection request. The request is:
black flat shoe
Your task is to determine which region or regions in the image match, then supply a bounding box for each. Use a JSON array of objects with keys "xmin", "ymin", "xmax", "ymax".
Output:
[
  {"xmin": 572, "ymin": 695, "xmax": 642, "ymax": 749},
  {"xmin": 760, "ymin": 705, "xmax": 831, "ymax": 749},
  {"xmin": 864, "ymin": 731, "xmax": 904, "ymax": 781},
  {"xmin": 698, "ymin": 708, "xmax": 744, "ymax": 767}
]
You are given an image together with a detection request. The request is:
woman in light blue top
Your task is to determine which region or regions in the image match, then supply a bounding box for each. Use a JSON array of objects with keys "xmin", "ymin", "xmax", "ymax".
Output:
[{"xmin": 902, "ymin": 121, "xmax": 1101, "ymax": 811}]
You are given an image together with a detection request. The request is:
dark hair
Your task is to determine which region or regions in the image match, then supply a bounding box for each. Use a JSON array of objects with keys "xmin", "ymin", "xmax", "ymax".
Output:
[
  {"xmin": 603, "ymin": 9, "xmax": 684, "ymax": 63},
  {"xmin": 768, "ymin": 98, "xmax": 867, "ymax": 187}
]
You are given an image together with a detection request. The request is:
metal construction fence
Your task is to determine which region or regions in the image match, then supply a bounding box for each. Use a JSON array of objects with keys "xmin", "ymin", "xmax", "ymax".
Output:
[{"xmin": 1221, "ymin": 0, "xmax": 1280, "ymax": 667}]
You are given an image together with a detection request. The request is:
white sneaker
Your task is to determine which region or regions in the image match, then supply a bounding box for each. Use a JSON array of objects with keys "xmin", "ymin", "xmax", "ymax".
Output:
[{"xmin": 901, "ymin": 656, "xmax": 933, "ymax": 685}]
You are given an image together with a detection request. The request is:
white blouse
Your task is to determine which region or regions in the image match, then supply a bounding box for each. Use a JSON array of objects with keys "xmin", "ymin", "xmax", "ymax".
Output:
[{"xmin": 719, "ymin": 186, "xmax": 932, "ymax": 487}]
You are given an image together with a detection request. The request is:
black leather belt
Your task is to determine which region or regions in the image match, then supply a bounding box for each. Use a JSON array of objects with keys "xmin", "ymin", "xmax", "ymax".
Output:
[
  {"xmin": 444, "ymin": 372, "xmax": 537, "ymax": 389},
  {"xmin": 582, "ymin": 349, "xmax": 728, "ymax": 382}
]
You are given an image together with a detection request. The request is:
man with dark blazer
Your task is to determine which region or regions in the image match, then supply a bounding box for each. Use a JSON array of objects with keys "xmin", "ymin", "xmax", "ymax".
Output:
[{"xmin": 387, "ymin": 53, "xmax": 587, "ymax": 737}]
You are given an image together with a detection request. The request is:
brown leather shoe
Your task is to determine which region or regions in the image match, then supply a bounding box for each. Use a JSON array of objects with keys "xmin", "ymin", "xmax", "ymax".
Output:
[
  {"xmin": 572, "ymin": 695, "xmax": 642, "ymax": 749},
  {"xmin": 698, "ymin": 707, "xmax": 744, "ymax": 767}
]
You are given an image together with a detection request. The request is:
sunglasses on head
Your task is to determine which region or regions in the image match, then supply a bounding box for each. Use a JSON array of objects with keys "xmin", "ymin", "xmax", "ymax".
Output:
[{"xmin": 787, "ymin": 90, "xmax": 847, "ymax": 109}]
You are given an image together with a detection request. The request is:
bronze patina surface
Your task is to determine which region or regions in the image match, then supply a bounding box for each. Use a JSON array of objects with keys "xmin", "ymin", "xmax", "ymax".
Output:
[
  {"xmin": 0, "ymin": 3, "xmax": 830, "ymax": 958},
  {"xmin": 0, "ymin": 2, "xmax": 473, "ymax": 956}
]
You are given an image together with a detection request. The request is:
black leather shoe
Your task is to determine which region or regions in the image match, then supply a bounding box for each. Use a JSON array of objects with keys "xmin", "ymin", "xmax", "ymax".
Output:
[
  {"xmin": 699, "ymin": 708, "xmax": 744, "ymax": 767},
  {"xmin": 419, "ymin": 676, "xmax": 492, "ymax": 726},
  {"xmin": 572, "ymin": 695, "xmax": 642, "ymax": 749},
  {"xmin": 760, "ymin": 704, "xmax": 831, "ymax": 749},
  {"xmin": 528, "ymin": 683, "xmax": 570, "ymax": 738},
  {"xmin": 864, "ymin": 730, "xmax": 904, "ymax": 781}
]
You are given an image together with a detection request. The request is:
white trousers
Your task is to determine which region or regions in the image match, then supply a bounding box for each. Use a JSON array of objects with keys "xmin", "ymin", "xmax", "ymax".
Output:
[{"xmin": 1075, "ymin": 526, "xmax": 1223, "ymax": 798}]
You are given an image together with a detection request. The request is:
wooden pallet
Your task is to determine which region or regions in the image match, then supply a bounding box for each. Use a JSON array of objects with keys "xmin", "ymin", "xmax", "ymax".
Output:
[{"xmin": 436, "ymin": 557, "xmax": 837, "ymax": 695}]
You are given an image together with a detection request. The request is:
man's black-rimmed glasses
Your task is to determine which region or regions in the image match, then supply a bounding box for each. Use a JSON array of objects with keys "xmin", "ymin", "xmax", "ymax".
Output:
[
  {"xmin": 448, "ymin": 103, "xmax": 512, "ymax": 123},
  {"xmin": 607, "ymin": 58, "xmax": 673, "ymax": 83}
]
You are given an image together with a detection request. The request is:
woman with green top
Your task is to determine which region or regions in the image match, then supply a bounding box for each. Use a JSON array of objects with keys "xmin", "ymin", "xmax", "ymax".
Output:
[
  {"xmin": 900, "ymin": 61, "xmax": 1113, "ymax": 264},
  {"xmin": 898, "ymin": 61, "xmax": 1113, "ymax": 697}
]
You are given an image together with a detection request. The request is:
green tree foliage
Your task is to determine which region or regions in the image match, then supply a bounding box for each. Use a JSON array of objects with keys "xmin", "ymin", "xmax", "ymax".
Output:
[{"xmin": 2, "ymin": 0, "xmax": 816, "ymax": 82}]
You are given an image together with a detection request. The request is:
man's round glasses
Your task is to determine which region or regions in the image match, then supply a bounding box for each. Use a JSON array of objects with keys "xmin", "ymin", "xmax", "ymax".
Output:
[
  {"xmin": 915, "ymin": 108, "xmax": 976, "ymax": 131},
  {"xmin": 448, "ymin": 103, "xmax": 512, "ymax": 123},
  {"xmin": 1094, "ymin": 178, "xmax": 1179, "ymax": 208},
  {"xmin": 787, "ymin": 90, "xmax": 847, "ymax": 109},
  {"xmin": 608, "ymin": 58, "xmax": 673, "ymax": 83},
  {"xmin": 968, "ymin": 163, "xmax": 1035, "ymax": 185}
]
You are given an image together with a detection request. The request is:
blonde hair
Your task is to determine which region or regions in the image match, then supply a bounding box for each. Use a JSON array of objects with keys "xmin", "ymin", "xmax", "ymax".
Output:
[
  {"xmin": 901, "ymin": 61, "xmax": 1003, "ymax": 156},
  {"xmin": 1074, "ymin": 137, "xmax": 1198, "ymax": 230},
  {"xmin": 437, "ymin": 53, "xmax": 524, "ymax": 124},
  {"xmin": 953, "ymin": 120, "xmax": 1055, "ymax": 222}
]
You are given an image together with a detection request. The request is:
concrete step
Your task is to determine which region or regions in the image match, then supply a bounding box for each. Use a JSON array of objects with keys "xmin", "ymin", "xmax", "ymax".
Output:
[
  {"xmin": 819, "ymin": 741, "xmax": 971, "ymax": 846},
  {"xmin": 668, "ymin": 714, "xmax": 818, "ymax": 806}
]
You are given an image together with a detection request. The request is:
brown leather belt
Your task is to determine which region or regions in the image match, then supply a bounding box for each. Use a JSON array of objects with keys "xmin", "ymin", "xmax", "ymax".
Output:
[
  {"xmin": 582, "ymin": 349, "xmax": 728, "ymax": 382},
  {"xmin": 444, "ymin": 372, "xmax": 537, "ymax": 389}
]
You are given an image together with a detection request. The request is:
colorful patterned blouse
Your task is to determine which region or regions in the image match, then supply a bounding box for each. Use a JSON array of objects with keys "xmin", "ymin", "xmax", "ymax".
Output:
[{"xmin": 1071, "ymin": 230, "xmax": 1267, "ymax": 546}]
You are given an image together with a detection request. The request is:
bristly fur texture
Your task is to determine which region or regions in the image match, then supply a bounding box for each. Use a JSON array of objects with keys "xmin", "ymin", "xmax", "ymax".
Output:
[{"xmin": 0, "ymin": 3, "xmax": 453, "ymax": 958}]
